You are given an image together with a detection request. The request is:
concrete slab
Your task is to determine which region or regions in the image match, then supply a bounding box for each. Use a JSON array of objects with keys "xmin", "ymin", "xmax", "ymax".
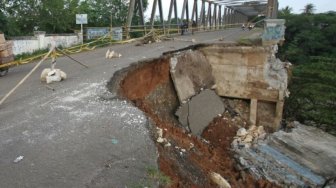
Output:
[
  {"xmin": 170, "ymin": 50, "xmax": 214, "ymax": 103},
  {"xmin": 175, "ymin": 103, "xmax": 189, "ymax": 128},
  {"xmin": 188, "ymin": 89, "xmax": 224, "ymax": 135},
  {"xmin": 235, "ymin": 122, "xmax": 336, "ymax": 187}
]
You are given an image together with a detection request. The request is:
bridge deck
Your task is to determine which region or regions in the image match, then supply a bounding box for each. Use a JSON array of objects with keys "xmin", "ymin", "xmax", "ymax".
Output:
[{"xmin": 0, "ymin": 28, "xmax": 258, "ymax": 187}]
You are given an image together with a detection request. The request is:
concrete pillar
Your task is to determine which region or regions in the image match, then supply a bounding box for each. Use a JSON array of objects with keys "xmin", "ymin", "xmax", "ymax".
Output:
[
  {"xmin": 274, "ymin": 101, "xmax": 284, "ymax": 130},
  {"xmin": 34, "ymin": 31, "xmax": 46, "ymax": 49},
  {"xmin": 250, "ymin": 99, "xmax": 258, "ymax": 126},
  {"xmin": 267, "ymin": 0, "xmax": 279, "ymax": 18}
]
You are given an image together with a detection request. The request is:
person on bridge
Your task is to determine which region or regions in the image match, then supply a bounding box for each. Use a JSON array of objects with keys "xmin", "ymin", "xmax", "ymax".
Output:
[
  {"xmin": 180, "ymin": 21, "xmax": 188, "ymax": 35},
  {"xmin": 241, "ymin": 23, "xmax": 246, "ymax": 30}
]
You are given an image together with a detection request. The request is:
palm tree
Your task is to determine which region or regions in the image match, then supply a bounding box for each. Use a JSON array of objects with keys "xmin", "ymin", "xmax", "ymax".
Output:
[
  {"xmin": 302, "ymin": 3, "xmax": 315, "ymax": 15},
  {"xmin": 279, "ymin": 6, "xmax": 293, "ymax": 17}
]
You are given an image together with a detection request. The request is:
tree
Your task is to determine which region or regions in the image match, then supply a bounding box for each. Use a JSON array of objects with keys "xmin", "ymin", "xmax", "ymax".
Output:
[
  {"xmin": 280, "ymin": 10, "xmax": 336, "ymax": 134},
  {"xmin": 1, "ymin": 0, "xmax": 148, "ymax": 36},
  {"xmin": 78, "ymin": 0, "xmax": 148, "ymax": 28},
  {"xmin": 302, "ymin": 3, "xmax": 315, "ymax": 15},
  {"xmin": 279, "ymin": 6, "xmax": 293, "ymax": 17}
]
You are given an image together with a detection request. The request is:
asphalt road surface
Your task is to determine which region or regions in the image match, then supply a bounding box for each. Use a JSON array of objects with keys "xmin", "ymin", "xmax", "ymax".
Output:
[{"xmin": 0, "ymin": 28, "xmax": 253, "ymax": 187}]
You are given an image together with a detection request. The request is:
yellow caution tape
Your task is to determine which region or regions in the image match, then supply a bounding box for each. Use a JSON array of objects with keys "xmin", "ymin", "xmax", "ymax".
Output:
[{"xmin": 0, "ymin": 23, "xmax": 243, "ymax": 69}]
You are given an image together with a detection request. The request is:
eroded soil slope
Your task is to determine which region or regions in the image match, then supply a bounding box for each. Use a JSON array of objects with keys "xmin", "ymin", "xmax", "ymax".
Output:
[{"xmin": 112, "ymin": 56, "xmax": 277, "ymax": 187}]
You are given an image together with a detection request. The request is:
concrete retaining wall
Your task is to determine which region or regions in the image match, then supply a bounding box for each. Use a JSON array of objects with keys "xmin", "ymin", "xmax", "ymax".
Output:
[{"xmin": 10, "ymin": 32, "xmax": 82, "ymax": 55}]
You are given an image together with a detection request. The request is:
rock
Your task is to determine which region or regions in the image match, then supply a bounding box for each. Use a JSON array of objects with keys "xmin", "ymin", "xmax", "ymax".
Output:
[
  {"xmin": 106, "ymin": 49, "xmax": 122, "ymax": 59},
  {"xmin": 237, "ymin": 128, "xmax": 247, "ymax": 137},
  {"xmin": 164, "ymin": 142, "xmax": 171, "ymax": 147},
  {"xmin": 239, "ymin": 157, "xmax": 248, "ymax": 167},
  {"xmin": 105, "ymin": 49, "xmax": 110, "ymax": 59},
  {"xmin": 41, "ymin": 68, "xmax": 67, "ymax": 84},
  {"xmin": 257, "ymin": 126, "xmax": 265, "ymax": 135},
  {"xmin": 210, "ymin": 172, "xmax": 231, "ymax": 188},
  {"xmin": 231, "ymin": 139, "xmax": 239, "ymax": 149},
  {"xmin": 248, "ymin": 125, "xmax": 257, "ymax": 132},
  {"xmin": 243, "ymin": 135, "xmax": 253, "ymax": 143},
  {"xmin": 156, "ymin": 128, "xmax": 163, "ymax": 138},
  {"xmin": 156, "ymin": 137, "xmax": 164, "ymax": 143}
]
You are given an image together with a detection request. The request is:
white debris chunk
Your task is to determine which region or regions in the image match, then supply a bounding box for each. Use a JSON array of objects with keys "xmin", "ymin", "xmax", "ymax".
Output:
[
  {"xmin": 210, "ymin": 172, "xmax": 231, "ymax": 188},
  {"xmin": 41, "ymin": 68, "xmax": 67, "ymax": 84},
  {"xmin": 13, "ymin": 156, "xmax": 24, "ymax": 163},
  {"xmin": 236, "ymin": 128, "xmax": 247, "ymax": 137}
]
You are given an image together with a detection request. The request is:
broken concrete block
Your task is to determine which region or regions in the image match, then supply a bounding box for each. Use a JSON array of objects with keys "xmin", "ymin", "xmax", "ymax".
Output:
[
  {"xmin": 234, "ymin": 122, "xmax": 336, "ymax": 187},
  {"xmin": 188, "ymin": 89, "xmax": 224, "ymax": 135},
  {"xmin": 106, "ymin": 49, "xmax": 122, "ymax": 59},
  {"xmin": 41, "ymin": 68, "xmax": 67, "ymax": 84},
  {"xmin": 175, "ymin": 103, "xmax": 189, "ymax": 127},
  {"xmin": 243, "ymin": 135, "xmax": 253, "ymax": 143},
  {"xmin": 237, "ymin": 128, "xmax": 247, "ymax": 137},
  {"xmin": 170, "ymin": 50, "xmax": 214, "ymax": 103}
]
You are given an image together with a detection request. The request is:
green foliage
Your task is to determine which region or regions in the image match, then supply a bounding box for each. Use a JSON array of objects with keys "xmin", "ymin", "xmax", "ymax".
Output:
[
  {"xmin": 128, "ymin": 166, "xmax": 171, "ymax": 188},
  {"xmin": 1, "ymin": 0, "xmax": 148, "ymax": 36},
  {"xmin": 146, "ymin": 166, "xmax": 171, "ymax": 185},
  {"xmin": 279, "ymin": 7, "xmax": 336, "ymax": 134},
  {"xmin": 302, "ymin": 3, "xmax": 315, "ymax": 15},
  {"xmin": 285, "ymin": 58, "xmax": 336, "ymax": 132},
  {"xmin": 279, "ymin": 12, "xmax": 336, "ymax": 62}
]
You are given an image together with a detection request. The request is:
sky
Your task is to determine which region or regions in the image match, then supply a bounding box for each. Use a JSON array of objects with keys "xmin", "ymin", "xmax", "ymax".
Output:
[{"xmin": 144, "ymin": 0, "xmax": 336, "ymax": 19}]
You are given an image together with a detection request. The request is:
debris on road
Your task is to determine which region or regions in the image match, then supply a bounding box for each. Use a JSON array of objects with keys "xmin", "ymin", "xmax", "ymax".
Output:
[
  {"xmin": 105, "ymin": 49, "xmax": 122, "ymax": 59},
  {"xmin": 13, "ymin": 155, "xmax": 24, "ymax": 163},
  {"xmin": 40, "ymin": 68, "xmax": 67, "ymax": 84}
]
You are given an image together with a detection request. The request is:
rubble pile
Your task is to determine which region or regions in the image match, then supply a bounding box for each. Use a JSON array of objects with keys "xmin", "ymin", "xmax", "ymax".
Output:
[
  {"xmin": 40, "ymin": 68, "xmax": 67, "ymax": 84},
  {"xmin": 232, "ymin": 125, "xmax": 267, "ymax": 149},
  {"xmin": 0, "ymin": 33, "xmax": 13, "ymax": 76},
  {"xmin": 137, "ymin": 31, "xmax": 161, "ymax": 45}
]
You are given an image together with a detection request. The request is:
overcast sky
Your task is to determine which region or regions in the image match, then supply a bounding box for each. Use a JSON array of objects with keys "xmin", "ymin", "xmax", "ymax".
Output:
[{"xmin": 145, "ymin": 0, "xmax": 336, "ymax": 19}]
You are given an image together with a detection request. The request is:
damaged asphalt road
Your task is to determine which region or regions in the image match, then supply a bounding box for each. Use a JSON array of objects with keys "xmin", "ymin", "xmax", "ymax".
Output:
[{"xmin": 0, "ymin": 29, "xmax": 249, "ymax": 187}]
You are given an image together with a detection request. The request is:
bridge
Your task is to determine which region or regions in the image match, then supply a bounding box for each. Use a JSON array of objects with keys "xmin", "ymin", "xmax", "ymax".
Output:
[
  {"xmin": 0, "ymin": 28, "xmax": 264, "ymax": 187},
  {"xmin": 0, "ymin": 1, "xmax": 287, "ymax": 187},
  {"xmin": 125, "ymin": 0, "xmax": 279, "ymax": 37}
]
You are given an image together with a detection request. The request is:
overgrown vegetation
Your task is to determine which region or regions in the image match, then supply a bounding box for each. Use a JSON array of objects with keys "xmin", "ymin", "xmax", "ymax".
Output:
[
  {"xmin": 0, "ymin": 0, "xmax": 148, "ymax": 36},
  {"xmin": 278, "ymin": 5, "xmax": 336, "ymax": 134},
  {"xmin": 129, "ymin": 166, "xmax": 171, "ymax": 188}
]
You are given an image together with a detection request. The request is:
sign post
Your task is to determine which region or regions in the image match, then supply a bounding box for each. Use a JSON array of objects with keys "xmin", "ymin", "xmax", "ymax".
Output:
[{"xmin": 76, "ymin": 14, "xmax": 88, "ymax": 44}]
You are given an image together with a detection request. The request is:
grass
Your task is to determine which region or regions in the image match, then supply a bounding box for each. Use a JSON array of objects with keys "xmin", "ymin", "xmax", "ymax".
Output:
[{"xmin": 128, "ymin": 166, "xmax": 171, "ymax": 188}]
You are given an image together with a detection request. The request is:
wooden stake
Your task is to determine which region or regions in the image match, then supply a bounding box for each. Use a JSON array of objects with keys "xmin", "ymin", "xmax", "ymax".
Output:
[{"xmin": 0, "ymin": 48, "xmax": 54, "ymax": 106}]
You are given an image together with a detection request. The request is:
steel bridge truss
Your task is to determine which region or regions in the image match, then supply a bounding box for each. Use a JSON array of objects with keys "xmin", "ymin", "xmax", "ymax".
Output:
[{"xmin": 125, "ymin": 0, "xmax": 278, "ymax": 38}]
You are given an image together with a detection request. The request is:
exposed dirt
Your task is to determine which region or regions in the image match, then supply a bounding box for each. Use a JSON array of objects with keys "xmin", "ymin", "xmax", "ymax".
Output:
[{"xmin": 115, "ymin": 55, "xmax": 279, "ymax": 187}]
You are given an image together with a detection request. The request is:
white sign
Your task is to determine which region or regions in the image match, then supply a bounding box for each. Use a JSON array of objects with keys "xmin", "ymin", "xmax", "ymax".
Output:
[{"xmin": 76, "ymin": 14, "xmax": 88, "ymax": 24}]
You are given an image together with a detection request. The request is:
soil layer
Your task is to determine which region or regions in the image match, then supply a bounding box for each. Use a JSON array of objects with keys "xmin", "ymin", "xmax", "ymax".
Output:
[{"xmin": 117, "ymin": 56, "xmax": 278, "ymax": 187}]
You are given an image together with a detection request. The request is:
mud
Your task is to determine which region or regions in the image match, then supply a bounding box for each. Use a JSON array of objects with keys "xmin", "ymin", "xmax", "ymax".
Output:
[{"xmin": 110, "ymin": 54, "xmax": 278, "ymax": 187}]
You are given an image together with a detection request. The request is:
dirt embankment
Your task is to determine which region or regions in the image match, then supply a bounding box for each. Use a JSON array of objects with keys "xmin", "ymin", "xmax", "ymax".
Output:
[{"xmin": 113, "ymin": 56, "xmax": 278, "ymax": 187}]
